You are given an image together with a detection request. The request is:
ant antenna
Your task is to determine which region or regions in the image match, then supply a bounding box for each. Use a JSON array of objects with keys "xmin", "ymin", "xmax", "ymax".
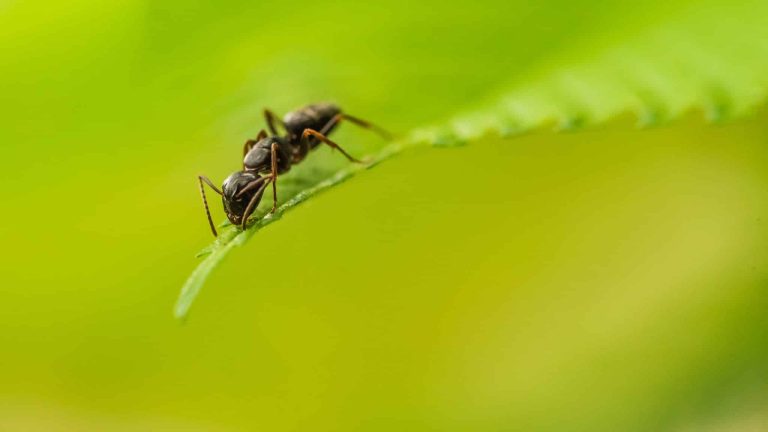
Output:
[
  {"xmin": 198, "ymin": 175, "xmax": 222, "ymax": 237},
  {"xmin": 240, "ymin": 177, "xmax": 271, "ymax": 230}
]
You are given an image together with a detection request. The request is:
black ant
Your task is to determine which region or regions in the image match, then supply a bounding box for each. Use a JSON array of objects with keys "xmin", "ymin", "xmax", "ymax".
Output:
[{"xmin": 197, "ymin": 102, "xmax": 391, "ymax": 237}]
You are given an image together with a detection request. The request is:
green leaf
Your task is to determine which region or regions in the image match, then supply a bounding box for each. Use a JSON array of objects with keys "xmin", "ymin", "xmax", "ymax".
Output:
[{"xmin": 176, "ymin": 0, "xmax": 768, "ymax": 319}]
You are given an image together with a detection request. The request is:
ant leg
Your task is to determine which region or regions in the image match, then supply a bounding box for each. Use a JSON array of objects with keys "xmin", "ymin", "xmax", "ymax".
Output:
[
  {"xmin": 240, "ymin": 177, "xmax": 271, "ymax": 230},
  {"xmin": 198, "ymin": 175, "xmax": 222, "ymax": 238},
  {"xmin": 320, "ymin": 113, "xmax": 392, "ymax": 140},
  {"xmin": 269, "ymin": 142, "xmax": 279, "ymax": 213},
  {"xmin": 243, "ymin": 129, "xmax": 268, "ymax": 157},
  {"xmin": 264, "ymin": 109, "xmax": 286, "ymax": 136},
  {"xmin": 301, "ymin": 129, "xmax": 362, "ymax": 163},
  {"xmin": 236, "ymin": 175, "xmax": 268, "ymax": 198},
  {"xmin": 292, "ymin": 132, "xmax": 310, "ymax": 164}
]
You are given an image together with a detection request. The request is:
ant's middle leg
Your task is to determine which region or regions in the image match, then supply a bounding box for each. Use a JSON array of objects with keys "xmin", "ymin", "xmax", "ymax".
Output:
[
  {"xmin": 319, "ymin": 113, "xmax": 392, "ymax": 140},
  {"xmin": 301, "ymin": 129, "xmax": 362, "ymax": 163},
  {"xmin": 264, "ymin": 109, "xmax": 286, "ymax": 136},
  {"xmin": 240, "ymin": 177, "xmax": 271, "ymax": 230}
]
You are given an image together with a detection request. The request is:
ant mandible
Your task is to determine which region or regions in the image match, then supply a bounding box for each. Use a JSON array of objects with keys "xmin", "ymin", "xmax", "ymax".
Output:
[{"xmin": 197, "ymin": 102, "xmax": 391, "ymax": 237}]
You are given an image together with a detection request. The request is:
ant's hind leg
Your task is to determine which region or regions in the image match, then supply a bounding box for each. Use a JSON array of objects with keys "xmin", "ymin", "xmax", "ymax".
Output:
[
  {"xmin": 264, "ymin": 109, "xmax": 286, "ymax": 136},
  {"xmin": 319, "ymin": 113, "xmax": 392, "ymax": 140},
  {"xmin": 198, "ymin": 175, "xmax": 223, "ymax": 238},
  {"xmin": 301, "ymin": 129, "xmax": 362, "ymax": 163}
]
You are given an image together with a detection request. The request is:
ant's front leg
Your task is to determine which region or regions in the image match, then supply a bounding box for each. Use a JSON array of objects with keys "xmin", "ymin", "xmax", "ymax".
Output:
[
  {"xmin": 242, "ymin": 129, "xmax": 268, "ymax": 157},
  {"xmin": 239, "ymin": 176, "xmax": 271, "ymax": 230},
  {"xmin": 301, "ymin": 129, "xmax": 362, "ymax": 163}
]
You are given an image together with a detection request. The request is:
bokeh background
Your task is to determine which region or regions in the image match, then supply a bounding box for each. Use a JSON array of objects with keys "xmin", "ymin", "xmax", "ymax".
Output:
[{"xmin": 1, "ymin": 0, "xmax": 768, "ymax": 430}]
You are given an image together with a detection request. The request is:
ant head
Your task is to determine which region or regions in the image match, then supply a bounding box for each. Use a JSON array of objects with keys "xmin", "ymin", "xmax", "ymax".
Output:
[{"xmin": 221, "ymin": 171, "xmax": 264, "ymax": 225}]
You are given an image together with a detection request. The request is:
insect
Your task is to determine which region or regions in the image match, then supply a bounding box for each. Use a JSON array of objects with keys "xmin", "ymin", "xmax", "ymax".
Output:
[{"xmin": 197, "ymin": 102, "xmax": 391, "ymax": 237}]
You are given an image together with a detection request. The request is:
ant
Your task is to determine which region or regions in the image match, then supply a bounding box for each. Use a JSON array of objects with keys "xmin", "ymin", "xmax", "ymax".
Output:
[{"xmin": 197, "ymin": 102, "xmax": 391, "ymax": 237}]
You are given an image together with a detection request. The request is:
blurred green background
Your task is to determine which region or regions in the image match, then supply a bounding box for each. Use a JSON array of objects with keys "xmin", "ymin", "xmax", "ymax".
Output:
[{"xmin": 2, "ymin": 0, "xmax": 768, "ymax": 430}]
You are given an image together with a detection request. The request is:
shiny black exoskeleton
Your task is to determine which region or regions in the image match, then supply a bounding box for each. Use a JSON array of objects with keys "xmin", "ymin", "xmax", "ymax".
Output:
[{"xmin": 197, "ymin": 102, "xmax": 390, "ymax": 237}]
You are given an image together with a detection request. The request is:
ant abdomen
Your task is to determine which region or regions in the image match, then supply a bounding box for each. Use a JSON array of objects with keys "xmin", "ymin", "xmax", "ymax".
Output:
[{"xmin": 283, "ymin": 102, "xmax": 341, "ymax": 142}]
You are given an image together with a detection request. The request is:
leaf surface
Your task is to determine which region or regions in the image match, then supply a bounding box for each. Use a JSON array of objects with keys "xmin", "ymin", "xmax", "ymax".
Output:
[{"xmin": 176, "ymin": 0, "xmax": 768, "ymax": 319}]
